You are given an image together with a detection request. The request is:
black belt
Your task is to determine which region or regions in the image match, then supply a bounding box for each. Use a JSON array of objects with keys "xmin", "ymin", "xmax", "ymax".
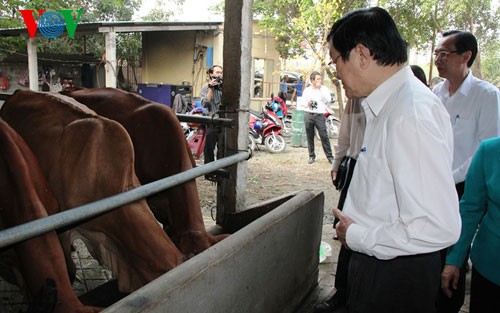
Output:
[
  {"xmin": 305, "ymin": 111, "xmax": 323, "ymax": 115},
  {"xmin": 353, "ymin": 251, "xmax": 440, "ymax": 260}
]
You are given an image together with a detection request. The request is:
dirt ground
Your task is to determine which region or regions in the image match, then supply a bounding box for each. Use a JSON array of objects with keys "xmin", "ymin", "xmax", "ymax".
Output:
[{"xmin": 195, "ymin": 138, "xmax": 340, "ymax": 225}]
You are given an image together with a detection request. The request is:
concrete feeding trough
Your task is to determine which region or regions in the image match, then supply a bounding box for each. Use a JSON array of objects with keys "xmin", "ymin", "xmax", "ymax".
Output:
[{"xmin": 103, "ymin": 190, "xmax": 324, "ymax": 313}]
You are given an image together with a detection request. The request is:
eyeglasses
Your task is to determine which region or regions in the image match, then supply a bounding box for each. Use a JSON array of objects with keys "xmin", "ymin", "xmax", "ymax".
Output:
[
  {"xmin": 328, "ymin": 55, "xmax": 341, "ymax": 70},
  {"xmin": 433, "ymin": 50, "xmax": 459, "ymax": 59}
]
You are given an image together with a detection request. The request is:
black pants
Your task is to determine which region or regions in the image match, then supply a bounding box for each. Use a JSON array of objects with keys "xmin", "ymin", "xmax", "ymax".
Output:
[
  {"xmin": 470, "ymin": 266, "xmax": 500, "ymax": 313},
  {"xmin": 304, "ymin": 112, "xmax": 333, "ymax": 159},
  {"xmin": 203, "ymin": 125, "xmax": 218, "ymax": 164},
  {"xmin": 437, "ymin": 181, "xmax": 466, "ymax": 313},
  {"xmin": 333, "ymin": 158, "xmax": 356, "ymax": 303},
  {"xmin": 348, "ymin": 251, "xmax": 441, "ymax": 313}
]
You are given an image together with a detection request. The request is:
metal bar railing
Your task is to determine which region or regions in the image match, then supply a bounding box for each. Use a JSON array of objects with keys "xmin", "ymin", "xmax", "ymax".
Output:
[
  {"xmin": 176, "ymin": 114, "xmax": 234, "ymax": 127},
  {"xmin": 0, "ymin": 93, "xmax": 11, "ymax": 101},
  {"xmin": 0, "ymin": 151, "xmax": 250, "ymax": 249}
]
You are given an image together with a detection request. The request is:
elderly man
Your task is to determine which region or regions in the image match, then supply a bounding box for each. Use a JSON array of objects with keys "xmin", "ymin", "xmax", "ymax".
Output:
[{"xmin": 328, "ymin": 7, "xmax": 461, "ymax": 313}]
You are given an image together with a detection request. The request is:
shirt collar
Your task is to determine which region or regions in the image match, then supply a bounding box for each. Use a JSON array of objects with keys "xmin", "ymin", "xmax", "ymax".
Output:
[
  {"xmin": 455, "ymin": 71, "xmax": 473, "ymax": 96},
  {"xmin": 363, "ymin": 66, "xmax": 411, "ymax": 117},
  {"xmin": 441, "ymin": 70, "xmax": 473, "ymax": 97}
]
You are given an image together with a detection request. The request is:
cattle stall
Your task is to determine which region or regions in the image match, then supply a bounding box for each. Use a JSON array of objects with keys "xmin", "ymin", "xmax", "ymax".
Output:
[
  {"xmin": 100, "ymin": 190, "xmax": 323, "ymax": 313},
  {"xmin": 0, "ymin": 148, "xmax": 324, "ymax": 312}
]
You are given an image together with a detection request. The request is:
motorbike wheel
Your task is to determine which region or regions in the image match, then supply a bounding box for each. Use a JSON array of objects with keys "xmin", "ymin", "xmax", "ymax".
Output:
[
  {"xmin": 248, "ymin": 134, "xmax": 256, "ymax": 152},
  {"xmin": 315, "ymin": 118, "xmax": 341, "ymax": 140},
  {"xmin": 281, "ymin": 117, "xmax": 292, "ymax": 137},
  {"xmin": 264, "ymin": 134, "xmax": 286, "ymax": 153},
  {"xmin": 326, "ymin": 118, "xmax": 340, "ymax": 139}
]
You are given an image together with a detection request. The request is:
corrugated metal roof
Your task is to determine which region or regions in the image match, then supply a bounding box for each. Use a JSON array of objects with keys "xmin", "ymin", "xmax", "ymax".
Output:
[
  {"xmin": 1, "ymin": 52, "xmax": 98, "ymax": 64},
  {"xmin": 0, "ymin": 21, "xmax": 223, "ymax": 37}
]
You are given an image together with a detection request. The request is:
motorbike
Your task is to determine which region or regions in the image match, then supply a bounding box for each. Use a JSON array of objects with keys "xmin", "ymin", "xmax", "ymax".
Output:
[
  {"xmin": 182, "ymin": 107, "xmax": 207, "ymax": 159},
  {"xmin": 313, "ymin": 110, "xmax": 341, "ymax": 140},
  {"xmin": 324, "ymin": 111, "xmax": 341, "ymax": 139},
  {"xmin": 249, "ymin": 104, "xmax": 287, "ymax": 153},
  {"xmin": 265, "ymin": 95, "xmax": 292, "ymax": 137}
]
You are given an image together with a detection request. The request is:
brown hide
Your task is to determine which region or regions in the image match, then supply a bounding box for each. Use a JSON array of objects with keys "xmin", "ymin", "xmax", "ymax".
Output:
[
  {"xmin": 0, "ymin": 118, "xmax": 101, "ymax": 313},
  {"xmin": 63, "ymin": 88, "xmax": 228, "ymax": 255},
  {"xmin": 0, "ymin": 90, "xmax": 184, "ymax": 293}
]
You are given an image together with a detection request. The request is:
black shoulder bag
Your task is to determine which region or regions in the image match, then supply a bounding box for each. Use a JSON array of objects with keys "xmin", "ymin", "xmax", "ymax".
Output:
[{"xmin": 334, "ymin": 156, "xmax": 351, "ymax": 191}]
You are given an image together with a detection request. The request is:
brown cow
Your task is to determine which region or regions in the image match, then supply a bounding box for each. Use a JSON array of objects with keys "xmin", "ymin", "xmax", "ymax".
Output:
[
  {"xmin": 1, "ymin": 90, "xmax": 185, "ymax": 295},
  {"xmin": 0, "ymin": 118, "xmax": 101, "ymax": 313},
  {"xmin": 62, "ymin": 88, "xmax": 228, "ymax": 255}
]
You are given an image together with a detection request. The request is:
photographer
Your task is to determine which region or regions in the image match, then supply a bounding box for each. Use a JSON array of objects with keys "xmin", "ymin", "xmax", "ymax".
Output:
[
  {"xmin": 200, "ymin": 65, "xmax": 223, "ymax": 181},
  {"xmin": 302, "ymin": 71, "xmax": 334, "ymax": 164}
]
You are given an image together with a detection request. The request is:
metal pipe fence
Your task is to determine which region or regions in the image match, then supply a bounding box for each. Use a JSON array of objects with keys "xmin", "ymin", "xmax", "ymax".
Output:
[{"xmin": 0, "ymin": 151, "xmax": 250, "ymax": 249}]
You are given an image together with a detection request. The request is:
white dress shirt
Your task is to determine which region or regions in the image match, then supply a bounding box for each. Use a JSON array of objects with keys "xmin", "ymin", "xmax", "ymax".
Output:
[
  {"xmin": 344, "ymin": 66, "xmax": 461, "ymax": 260},
  {"xmin": 302, "ymin": 85, "xmax": 330, "ymax": 114},
  {"xmin": 433, "ymin": 72, "xmax": 500, "ymax": 184}
]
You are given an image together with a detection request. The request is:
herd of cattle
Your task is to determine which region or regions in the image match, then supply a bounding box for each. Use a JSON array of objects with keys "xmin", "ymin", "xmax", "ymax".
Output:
[{"xmin": 0, "ymin": 88, "xmax": 228, "ymax": 312}]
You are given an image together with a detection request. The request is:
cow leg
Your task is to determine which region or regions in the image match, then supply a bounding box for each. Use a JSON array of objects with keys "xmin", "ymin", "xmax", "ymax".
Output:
[{"xmin": 126, "ymin": 108, "xmax": 229, "ymax": 255}]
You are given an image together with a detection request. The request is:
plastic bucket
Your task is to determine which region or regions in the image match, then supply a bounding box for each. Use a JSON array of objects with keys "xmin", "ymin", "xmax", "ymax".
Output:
[{"xmin": 291, "ymin": 110, "xmax": 306, "ymax": 147}]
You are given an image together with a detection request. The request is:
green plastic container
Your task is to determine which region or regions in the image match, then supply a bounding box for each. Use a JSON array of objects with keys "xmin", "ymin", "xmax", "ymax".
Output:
[{"xmin": 291, "ymin": 110, "xmax": 306, "ymax": 147}]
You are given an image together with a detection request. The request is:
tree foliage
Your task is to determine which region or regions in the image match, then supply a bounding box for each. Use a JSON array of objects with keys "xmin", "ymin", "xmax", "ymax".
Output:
[
  {"xmin": 253, "ymin": 0, "xmax": 369, "ymax": 114},
  {"xmin": 253, "ymin": 0, "xmax": 500, "ymax": 112},
  {"xmin": 380, "ymin": 0, "xmax": 500, "ymax": 81}
]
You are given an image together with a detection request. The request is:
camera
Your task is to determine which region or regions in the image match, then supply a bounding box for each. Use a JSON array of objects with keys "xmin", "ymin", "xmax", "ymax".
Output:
[
  {"xmin": 311, "ymin": 101, "xmax": 318, "ymax": 109},
  {"xmin": 211, "ymin": 76, "xmax": 223, "ymax": 92}
]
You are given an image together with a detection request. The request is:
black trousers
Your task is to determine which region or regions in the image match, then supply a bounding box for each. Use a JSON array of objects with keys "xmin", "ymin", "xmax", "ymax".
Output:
[
  {"xmin": 437, "ymin": 181, "xmax": 467, "ymax": 313},
  {"xmin": 304, "ymin": 112, "xmax": 333, "ymax": 159},
  {"xmin": 348, "ymin": 251, "xmax": 441, "ymax": 313},
  {"xmin": 203, "ymin": 125, "xmax": 218, "ymax": 164},
  {"xmin": 470, "ymin": 266, "xmax": 500, "ymax": 313},
  {"xmin": 333, "ymin": 158, "xmax": 356, "ymax": 303}
]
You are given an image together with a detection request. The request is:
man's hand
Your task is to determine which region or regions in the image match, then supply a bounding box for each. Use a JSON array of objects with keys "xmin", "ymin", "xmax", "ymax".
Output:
[
  {"xmin": 208, "ymin": 77, "xmax": 218, "ymax": 88},
  {"xmin": 441, "ymin": 265, "xmax": 460, "ymax": 298},
  {"xmin": 331, "ymin": 170, "xmax": 337, "ymax": 186},
  {"xmin": 332, "ymin": 208, "xmax": 355, "ymax": 248}
]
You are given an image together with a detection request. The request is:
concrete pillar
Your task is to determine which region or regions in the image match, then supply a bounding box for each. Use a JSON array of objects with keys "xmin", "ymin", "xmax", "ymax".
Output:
[
  {"xmin": 217, "ymin": 0, "xmax": 253, "ymax": 223},
  {"xmin": 27, "ymin": 38, "xmax": 38, "ymax": 91},
  {"xmin": 104, "ymin": 30, "xmax": 117, "ymax": 88}
]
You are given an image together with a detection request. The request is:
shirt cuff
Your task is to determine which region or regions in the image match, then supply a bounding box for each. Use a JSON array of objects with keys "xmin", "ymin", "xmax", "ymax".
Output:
[{"xmin": 346, "ymin": 223, "xmax": 367, "ymax": 253}]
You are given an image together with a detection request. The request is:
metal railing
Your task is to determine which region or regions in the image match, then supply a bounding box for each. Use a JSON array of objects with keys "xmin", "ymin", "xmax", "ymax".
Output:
[{"xmin": 0, "ymin": 151, "xmax": 250, "ymax": 249}]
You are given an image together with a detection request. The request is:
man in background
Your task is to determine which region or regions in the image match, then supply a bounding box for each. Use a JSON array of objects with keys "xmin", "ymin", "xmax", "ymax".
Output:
[
  {"xmin": 433, "ymin": 30, "xmax": 500, "ymax": 313},
  {"xmin": 302, "ymin": 71, "xmax": 334, "ymax": 165},
  {"xmin": 291, "ymin": 75, "xmax": 305, "ymax": 105},
  {"xmin": 200, "ymin": 64, "xmax": 223, "ymax": 181}
]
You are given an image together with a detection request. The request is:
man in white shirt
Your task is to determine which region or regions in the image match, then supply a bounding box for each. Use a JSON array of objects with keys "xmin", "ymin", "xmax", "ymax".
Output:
[
  {"xmin": 433, "ymin": 30, "xmax": 500, "ymax": 313},
  {"xmin": 328, "ymin": 7, "xmax": 461, "ymax": 313},
  {"xmin": 302, "ymin": 71, "xmax": 334, "ymax": 164}
]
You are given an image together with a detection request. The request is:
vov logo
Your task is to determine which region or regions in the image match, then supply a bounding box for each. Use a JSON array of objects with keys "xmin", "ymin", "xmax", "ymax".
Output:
[{"xmin": 20, "ymin": 9, "xmax": 84, "ymax": 39}]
